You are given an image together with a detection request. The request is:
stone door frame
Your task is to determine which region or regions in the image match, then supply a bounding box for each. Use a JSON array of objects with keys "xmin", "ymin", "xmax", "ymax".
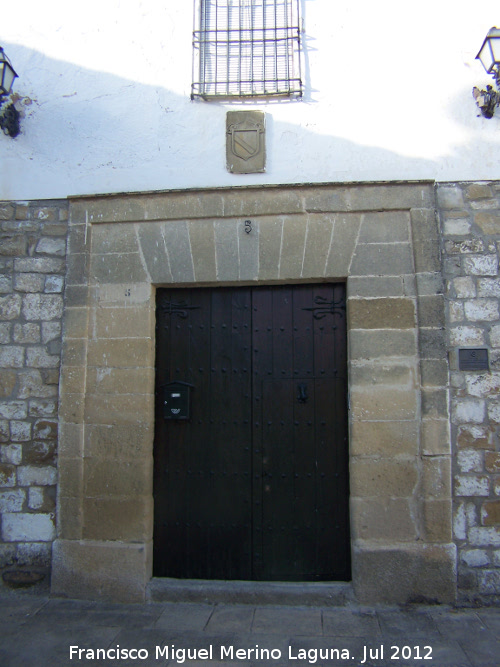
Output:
[{"xmin": 51, "ymin": 182, "xmax": 456, "ymax": 603}]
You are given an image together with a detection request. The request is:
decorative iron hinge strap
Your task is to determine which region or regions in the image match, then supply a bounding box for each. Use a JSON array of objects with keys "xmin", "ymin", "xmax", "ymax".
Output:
[
  {"xmin": 160, "ymin": 300, "xmax": 200, "ymax": 319},
  {"xmin": 302, "ymin": 296, "xmax": 346, "ymax": 320}
]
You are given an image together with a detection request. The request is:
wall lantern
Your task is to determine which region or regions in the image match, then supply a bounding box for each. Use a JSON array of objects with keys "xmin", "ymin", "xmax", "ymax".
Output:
[
  {"xmin": 473, "ymin": 27, "xmax": 500, "ymax": 118},
  {"xmin": 0, "ymin": 46, "xmax": 20, "ymax": 137}
]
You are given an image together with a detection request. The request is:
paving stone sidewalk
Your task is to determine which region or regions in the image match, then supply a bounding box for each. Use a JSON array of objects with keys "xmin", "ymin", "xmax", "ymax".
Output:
[{"xmin": 0, "ymin": 592, "xmax": 499, "ymax": 667}]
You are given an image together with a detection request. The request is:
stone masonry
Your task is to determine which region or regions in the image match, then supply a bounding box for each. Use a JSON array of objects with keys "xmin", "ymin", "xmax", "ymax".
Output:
[
  {"xmin": 51, "ymin": 182, "xmax": 456, "ymax": 604},
  {"xmin": 2, "ymin": 182, "xmax": 500, "ymax": 604},
  {"xmin": 0, "ymin": 200, "xmax": 68, "ymax": 583},
  {"xmin": 438, "ymin": 182, "xmax": 500, "ymax": 604}
]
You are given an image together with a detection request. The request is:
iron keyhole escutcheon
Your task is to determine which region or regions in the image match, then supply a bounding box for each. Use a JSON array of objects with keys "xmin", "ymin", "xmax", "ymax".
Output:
[{"xmin": 297, "ymin": 383, "xmax": 308, "ymax": 404}]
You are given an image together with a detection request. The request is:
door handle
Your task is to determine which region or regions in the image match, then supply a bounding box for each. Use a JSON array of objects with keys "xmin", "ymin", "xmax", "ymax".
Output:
[{"xmin": 297, "ymin": 383, "xmax": 308, "ymax": 404}]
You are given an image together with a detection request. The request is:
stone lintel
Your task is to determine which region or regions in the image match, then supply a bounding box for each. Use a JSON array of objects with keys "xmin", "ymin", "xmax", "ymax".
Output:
[{"xmin": 69, "ymin": 182, "xmax": 434, "ymax": 225}]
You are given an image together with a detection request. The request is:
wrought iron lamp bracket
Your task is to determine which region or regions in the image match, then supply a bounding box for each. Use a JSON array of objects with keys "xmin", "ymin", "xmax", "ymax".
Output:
[
  {"xmin": 473, "ymin": 82, "xmax": 500, "ymax": 119},
  {"xmin": 0, "ymin": 101, "xmax": 20, "ymax": 137}
]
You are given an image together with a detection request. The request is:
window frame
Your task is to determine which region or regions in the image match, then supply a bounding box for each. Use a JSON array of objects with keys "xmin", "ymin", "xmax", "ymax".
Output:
[{"xmin": 191, "ymin": 0, "xmax": 303, "ymax": 100}]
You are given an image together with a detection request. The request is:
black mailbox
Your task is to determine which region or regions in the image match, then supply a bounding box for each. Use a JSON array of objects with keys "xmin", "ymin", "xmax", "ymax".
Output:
[{"xmin": 162, "ymin": 381, "xmax": 194, "ymax": 420}]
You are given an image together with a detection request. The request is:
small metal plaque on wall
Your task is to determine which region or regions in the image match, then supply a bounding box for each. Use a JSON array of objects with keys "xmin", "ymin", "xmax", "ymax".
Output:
[
  {"xmin": 226, "ymin": 111, "xmax": 266, "ymax": 174},
  {"xmin": 458, "ymin": 348, "xmax": 489, "ymax": 371}
]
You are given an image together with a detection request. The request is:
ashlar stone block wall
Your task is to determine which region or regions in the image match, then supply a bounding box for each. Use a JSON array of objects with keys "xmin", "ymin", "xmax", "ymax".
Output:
[
  {"xmin": 0, "ymin": 200, "xmax": 68, "ymax": 581},
  {"xmin": 439, "ymin": 182, "xmax": 500, "ymax": 604},
  {"xmin": 10, "ymin": 182, "xmax": 499, "ymax": 604}
]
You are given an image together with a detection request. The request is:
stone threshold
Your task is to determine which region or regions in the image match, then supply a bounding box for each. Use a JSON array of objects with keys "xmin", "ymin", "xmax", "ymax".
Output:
[{"xmin": 147, "ymin": 578, "xmax": 354, "ymax": 606}]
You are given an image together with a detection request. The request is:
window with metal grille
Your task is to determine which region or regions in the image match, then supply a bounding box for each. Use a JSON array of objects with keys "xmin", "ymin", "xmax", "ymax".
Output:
[{"xmin": 192, "ymin": 0, "xmax": 302, "ymax": 99}]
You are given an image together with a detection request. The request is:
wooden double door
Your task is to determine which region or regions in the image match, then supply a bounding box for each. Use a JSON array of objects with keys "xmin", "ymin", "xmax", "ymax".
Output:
[{"xmin": 153, "ymin": 284, "xmax": 350, "ymax": 581}]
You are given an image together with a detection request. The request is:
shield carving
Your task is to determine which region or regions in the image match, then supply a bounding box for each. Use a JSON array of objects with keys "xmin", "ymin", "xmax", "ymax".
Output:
[{"xmin": 228, "ymin": 119, "xmax": 264, "ymax": 161}]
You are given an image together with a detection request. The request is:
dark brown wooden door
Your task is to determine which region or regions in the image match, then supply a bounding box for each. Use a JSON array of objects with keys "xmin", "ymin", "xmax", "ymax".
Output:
[{"xmin": 153, "ymin": 284, "xmax": 350, "ymax": 581}]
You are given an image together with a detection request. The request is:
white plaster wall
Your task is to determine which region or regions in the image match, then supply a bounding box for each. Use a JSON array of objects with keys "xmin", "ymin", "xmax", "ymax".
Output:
[{"xmin": 1, "ymin": 1, "xmax": 499, "ymax": 200}]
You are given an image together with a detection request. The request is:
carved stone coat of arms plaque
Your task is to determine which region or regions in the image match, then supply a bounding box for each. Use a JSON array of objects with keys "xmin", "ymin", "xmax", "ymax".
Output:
[{"xmin": 226, "ymin": 111, "xmax": 266, "ymax": 174}]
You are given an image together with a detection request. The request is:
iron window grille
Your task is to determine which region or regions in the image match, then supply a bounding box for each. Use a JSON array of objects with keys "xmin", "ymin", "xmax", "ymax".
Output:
[{"xmin": 192, "ymin": 0, "xmax": 302, "ymax": 99}]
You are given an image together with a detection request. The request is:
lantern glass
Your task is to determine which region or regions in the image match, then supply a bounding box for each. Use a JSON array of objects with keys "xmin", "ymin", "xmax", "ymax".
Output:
[
  {"xmin": 477, "ymin": 27, "xmax": 500, "ymax": 74},
  {"xmin": 0, "ymin": 48, "xmax": 18, "ymax": 97}
]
